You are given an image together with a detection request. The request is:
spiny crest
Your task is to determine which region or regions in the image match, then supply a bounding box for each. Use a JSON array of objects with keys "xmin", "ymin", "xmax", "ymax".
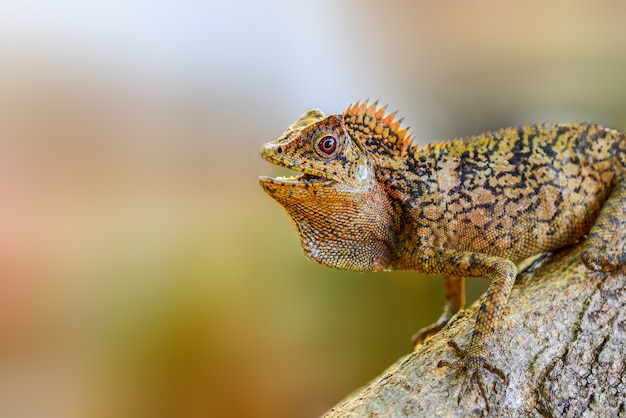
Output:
[
  {"xmin": 342, "ymin": 100, "xmax": 414, "ymax": 157},
  {"xmin": 419, "ymin": 140, "xmax": 456, "ymax": 153}
]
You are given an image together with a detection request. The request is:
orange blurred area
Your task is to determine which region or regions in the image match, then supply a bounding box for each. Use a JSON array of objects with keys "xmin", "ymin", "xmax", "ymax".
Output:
[{"xmin": 0, "ymin": 1, "xmax": 626, "ymax": 417}]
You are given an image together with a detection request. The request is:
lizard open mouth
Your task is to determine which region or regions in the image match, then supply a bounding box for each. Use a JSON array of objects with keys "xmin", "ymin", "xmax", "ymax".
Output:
[{"xmin": 259, "ymin": 171, "xmax": 332, "ymax": 186}]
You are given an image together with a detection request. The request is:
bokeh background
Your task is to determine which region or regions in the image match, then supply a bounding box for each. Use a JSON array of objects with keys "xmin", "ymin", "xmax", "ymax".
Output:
[{"xmin": 1, "ymin": 1, "xmax": 626, "ymax": 417}]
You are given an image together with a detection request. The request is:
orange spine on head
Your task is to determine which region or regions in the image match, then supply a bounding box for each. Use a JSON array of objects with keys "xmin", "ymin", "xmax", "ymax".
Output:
[{"xmin": 342, "ymin": 100, "xmax": 414, "ymax": 158}]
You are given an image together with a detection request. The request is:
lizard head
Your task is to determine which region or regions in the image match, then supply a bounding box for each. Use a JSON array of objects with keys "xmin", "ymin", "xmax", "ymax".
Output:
[{"xmin": 259, "ymin": 102, "xmax": 412, "ymax": 272}]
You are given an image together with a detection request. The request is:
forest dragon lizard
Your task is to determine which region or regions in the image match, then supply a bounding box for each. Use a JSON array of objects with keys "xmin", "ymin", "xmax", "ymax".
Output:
[{"xmin": 258, "ymin": 101, "xmax": 626, "ymax": 412}]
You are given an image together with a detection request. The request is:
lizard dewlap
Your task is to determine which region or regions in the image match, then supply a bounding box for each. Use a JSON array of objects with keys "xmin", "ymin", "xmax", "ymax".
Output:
[{"xmin": 258, "ymin": 101, "xmax": 626, "ymax": 412}]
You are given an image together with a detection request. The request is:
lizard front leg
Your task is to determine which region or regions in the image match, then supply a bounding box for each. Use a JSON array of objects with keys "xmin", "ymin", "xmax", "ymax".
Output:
[
  {"xmin": 411, "ymin": 275, "xmax": 464, "ymax": 346},
  {"xmin": 415, "ymin": 247, "xmax": 517, "ymax": 413}
]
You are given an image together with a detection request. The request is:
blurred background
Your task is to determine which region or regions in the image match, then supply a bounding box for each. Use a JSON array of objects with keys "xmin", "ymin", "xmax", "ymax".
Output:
[{"xmin": 1, "ymin": 1, "xmax": 626, "ymax": 417}]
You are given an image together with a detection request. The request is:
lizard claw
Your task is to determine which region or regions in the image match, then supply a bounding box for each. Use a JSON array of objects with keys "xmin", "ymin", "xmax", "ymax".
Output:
[{"xmin": 437, "ymin": 340, "xmax": 506, "ymax": 413}]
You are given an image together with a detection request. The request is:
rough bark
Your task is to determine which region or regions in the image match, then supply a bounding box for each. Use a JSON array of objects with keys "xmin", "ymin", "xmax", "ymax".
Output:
[{"xmin": 324, "ymin": 242, "xmax": 626, "ymax": 417}]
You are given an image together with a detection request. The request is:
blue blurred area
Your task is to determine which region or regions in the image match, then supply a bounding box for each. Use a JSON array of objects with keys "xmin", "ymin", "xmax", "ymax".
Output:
[{"xmin": 0, "ymin": 1, "xmax": 625, "ymax": 417}]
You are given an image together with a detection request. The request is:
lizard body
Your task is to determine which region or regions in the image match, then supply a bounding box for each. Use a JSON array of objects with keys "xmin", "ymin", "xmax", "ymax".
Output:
[{"xmin": 258, "ymin": 101, "xmax": 626, "ymax": 412}]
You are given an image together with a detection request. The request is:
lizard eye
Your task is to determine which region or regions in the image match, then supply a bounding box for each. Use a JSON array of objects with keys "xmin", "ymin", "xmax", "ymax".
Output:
[{"xmin": 318, "ymin": 135, "xmax": 337, "ymax": 155}]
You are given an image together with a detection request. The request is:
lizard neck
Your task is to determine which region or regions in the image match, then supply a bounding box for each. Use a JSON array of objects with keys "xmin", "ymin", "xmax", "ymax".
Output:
[{"xmin": 374, "ymin": 154, "xmax": 446, "ymax": 271}]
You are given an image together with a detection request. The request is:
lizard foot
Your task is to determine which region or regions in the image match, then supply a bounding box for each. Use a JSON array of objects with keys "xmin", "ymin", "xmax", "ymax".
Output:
[{"xmin": 437, "ymin": 340, "xmax": 506, "ymax": 413}]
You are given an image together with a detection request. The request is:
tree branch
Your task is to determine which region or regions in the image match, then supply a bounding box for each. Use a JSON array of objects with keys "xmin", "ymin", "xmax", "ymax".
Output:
[{"xmin": 324, "ymin": 242, "xmax": 626, "ymax": 417}]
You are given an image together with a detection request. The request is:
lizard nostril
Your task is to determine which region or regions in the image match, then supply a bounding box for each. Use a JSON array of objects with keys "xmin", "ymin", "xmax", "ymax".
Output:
[{"xmin": 276, "ymin": 146, "xmax": 283, "ymax": 153}]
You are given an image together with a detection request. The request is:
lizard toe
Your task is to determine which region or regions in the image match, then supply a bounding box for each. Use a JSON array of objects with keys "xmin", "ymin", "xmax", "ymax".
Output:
[{"xmin": 437, "ymin": 340, "xmax": 506, "ymax": 413}]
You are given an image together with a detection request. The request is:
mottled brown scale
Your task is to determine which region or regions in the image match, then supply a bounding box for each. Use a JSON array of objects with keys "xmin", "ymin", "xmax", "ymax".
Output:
[{"xmin": 258, "ymin": 101, "xmax": 626, "ymax": 412}]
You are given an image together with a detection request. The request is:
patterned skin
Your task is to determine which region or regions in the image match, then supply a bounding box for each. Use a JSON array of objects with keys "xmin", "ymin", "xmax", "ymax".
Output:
[{"xmin": 258, "ymin": 101, "xmax": 626, "ymax": 411}]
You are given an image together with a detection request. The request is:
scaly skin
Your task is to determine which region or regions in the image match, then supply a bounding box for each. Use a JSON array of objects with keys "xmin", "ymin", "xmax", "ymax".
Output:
[{"xmin": 258, "ymin": 101, "xmax": 626, "ymax": 412}]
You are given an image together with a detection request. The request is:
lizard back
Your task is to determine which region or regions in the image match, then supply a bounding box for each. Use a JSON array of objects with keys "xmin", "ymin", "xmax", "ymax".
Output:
[{"xmin": 382, "ymin": 122, "xmax": 626, "ymax": 267}]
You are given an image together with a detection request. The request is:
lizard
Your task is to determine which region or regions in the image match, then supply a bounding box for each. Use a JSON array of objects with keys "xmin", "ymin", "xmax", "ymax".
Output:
[{"xmin": 257, "ymin": 101, "xmax": 626, "ymax": 412}]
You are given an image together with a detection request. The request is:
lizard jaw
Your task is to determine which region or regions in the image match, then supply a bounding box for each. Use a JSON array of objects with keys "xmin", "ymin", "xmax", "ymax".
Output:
[{"xmin": 259, "ymin": 143, "xmax": 333, "ymax": 187}]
